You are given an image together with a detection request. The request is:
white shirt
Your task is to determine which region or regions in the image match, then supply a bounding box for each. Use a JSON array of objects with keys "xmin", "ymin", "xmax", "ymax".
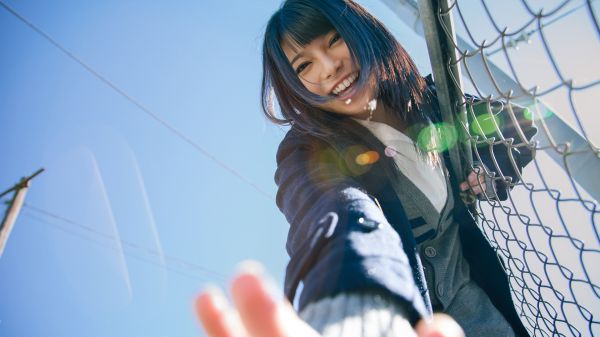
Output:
[{"xmin": 354, "ymin": 118, "xmax": 448, "ymax": 213}]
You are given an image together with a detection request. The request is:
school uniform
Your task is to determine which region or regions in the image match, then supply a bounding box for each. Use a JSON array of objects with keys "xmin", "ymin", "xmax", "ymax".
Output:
[
  {"xmin": 298, "ymin": 119, "xmax": 516, "ymax": 336},
  {"xmin": 276, "ymin": 77, "xmax": 536, "ymax": 336}
]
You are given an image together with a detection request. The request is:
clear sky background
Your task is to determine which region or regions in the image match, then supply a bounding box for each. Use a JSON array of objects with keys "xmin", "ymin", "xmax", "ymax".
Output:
[{"xmin": 0, "ymin": 1, "xmax": 597, "ymax": 337}]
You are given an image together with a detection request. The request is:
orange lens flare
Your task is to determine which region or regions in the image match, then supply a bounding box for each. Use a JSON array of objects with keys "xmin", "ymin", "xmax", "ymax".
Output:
[{"xmin": 355, "ymin": 151, "xmax": 380, "ymax": 166}]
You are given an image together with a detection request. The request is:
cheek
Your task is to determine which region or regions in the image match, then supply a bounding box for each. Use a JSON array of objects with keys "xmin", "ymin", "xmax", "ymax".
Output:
[{"xmin": 301, "ymin": 80, "xmax": 328, "ymax": 96}]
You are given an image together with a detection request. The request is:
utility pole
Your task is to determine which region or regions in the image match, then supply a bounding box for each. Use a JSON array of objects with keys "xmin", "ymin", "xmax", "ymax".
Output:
[{"xmin": 0, "ymin": 168, "xmax": 44, "ymax": 258}]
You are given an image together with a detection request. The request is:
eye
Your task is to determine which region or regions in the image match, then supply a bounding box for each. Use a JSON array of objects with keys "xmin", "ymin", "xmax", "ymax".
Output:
[
  {"xmin": 329, "ymin": 32, "xmax": 341, "ymax": 47},
  {"xmin": 296, "ymin": 62, "xmax": 310, "ymax": 74}
]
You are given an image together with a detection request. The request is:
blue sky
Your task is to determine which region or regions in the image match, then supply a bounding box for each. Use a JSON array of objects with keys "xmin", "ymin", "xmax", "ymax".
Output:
[
  {"xmin": 1, "ymin": 0, "xmax": 597, "ymax": 336},
  {"xmin": 0, "ymin": 1, "xmax": 434, "ymax": 335},
  {"xmin": 0, "ymin": 1, "xmax": 291, "ymax": 336}
]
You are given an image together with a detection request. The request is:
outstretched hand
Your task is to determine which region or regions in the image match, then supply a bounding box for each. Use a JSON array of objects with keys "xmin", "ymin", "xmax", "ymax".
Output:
[
  {"xmin": 196, "ymin": 261, "xmax": 320, "ymax": 337},
  {"xmin": 195, "ymin": 261, "xmax": 465, "ymax": 337}
]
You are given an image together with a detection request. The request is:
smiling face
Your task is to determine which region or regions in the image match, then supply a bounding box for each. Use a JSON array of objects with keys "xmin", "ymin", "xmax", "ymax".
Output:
[{"xmin": 281, "ymin": 30, "xmax": 378, "ymax": 119}]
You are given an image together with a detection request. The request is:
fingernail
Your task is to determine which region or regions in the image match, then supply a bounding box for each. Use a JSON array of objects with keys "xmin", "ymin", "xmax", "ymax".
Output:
[
  {"xmin": 235, "ymin": 260, "xmax": 282, "ymax": 303},
  {"xmin": 235, "ymin": 259, "xmax": 266, "ymax": 274},
  {"xmin": 202, "ymin": 284, "xmax": 228, "ymax": 311}
]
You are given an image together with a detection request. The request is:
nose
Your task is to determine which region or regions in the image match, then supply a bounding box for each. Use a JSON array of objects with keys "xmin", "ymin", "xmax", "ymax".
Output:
[{"xmin": 320, "ymin": 54, "xmax": 342, "ymax": 82}]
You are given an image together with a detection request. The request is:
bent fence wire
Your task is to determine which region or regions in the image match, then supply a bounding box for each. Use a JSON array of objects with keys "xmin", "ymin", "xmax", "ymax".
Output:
[{"xmin": 417, "ymin": 0, "xmax": 600, "ymax": 336}]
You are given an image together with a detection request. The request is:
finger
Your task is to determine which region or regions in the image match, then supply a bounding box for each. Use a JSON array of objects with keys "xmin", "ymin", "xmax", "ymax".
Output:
[
  {"xmin": 461, "ymin": 181, "xmax": 482, "ymax": 194},
  {"xmin": 468, "ymin": 172, "xmax": 481, "ymax": 186},
  {"xmin": 470, "ymin": 185, "xmax": 483, "ymax": 195},
  {"xmin": 466, "ymin": 172, "xmax": 486, "ymax": 194},
  {"xmin": 231, "ymin": 261, "xmax": 320, "ymax": 337},
  {"xmin": 473, "ymin": 173, "xmax": 487, "ymax": 193},
  {"xmin": 196, "ymin": 286, "xmax": 247, "ymax": 337},
  {"xmin": 415, "ymin": 313, "xmax": 465, "ymax": 337}
]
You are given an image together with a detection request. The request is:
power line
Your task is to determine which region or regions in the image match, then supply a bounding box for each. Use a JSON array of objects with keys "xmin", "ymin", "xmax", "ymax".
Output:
[
  {"xmin": 0, "ymin": 0, "xmax": 274, "ymax": 201},
  {"xmin": 22, "ymin": 211, "xmax": 216, "ymax": 283},
  {"xmin": 23, "ymin": 203, "xmax": 228, "ymax": 282}
]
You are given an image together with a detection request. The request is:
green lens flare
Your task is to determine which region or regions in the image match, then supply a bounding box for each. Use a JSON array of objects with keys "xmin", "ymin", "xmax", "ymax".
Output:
[
  {"xmin": 470, "ymin": 113, "xmax": 501, "ymax": 136},
  {"xmin": 523, "ymin": 107, "xmax": 533, "ymax": 120},
  {"xmin": 417, "ymin": 123, "xmax": 457, "ymax": 153},
  {"xmin": 524, "ymin": 104, "xmax": 554, "ymax": 121}
]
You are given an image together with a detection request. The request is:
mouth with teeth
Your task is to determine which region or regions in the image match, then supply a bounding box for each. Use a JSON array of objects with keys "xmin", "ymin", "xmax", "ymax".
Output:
[{"xmin": 331, "ymin": 72, "xmax": 359, "ymax": 99}]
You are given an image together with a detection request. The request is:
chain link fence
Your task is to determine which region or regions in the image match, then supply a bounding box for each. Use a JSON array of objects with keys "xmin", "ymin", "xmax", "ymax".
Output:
[{"xmin": 413, "ymin": 0, "xmax": 599, "ymax": 335}]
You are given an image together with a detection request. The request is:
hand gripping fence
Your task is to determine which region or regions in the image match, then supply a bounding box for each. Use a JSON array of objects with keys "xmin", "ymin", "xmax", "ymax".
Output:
[{"xmin": 408, "ymin": 0, "xmax": 600, "ymax": 336}]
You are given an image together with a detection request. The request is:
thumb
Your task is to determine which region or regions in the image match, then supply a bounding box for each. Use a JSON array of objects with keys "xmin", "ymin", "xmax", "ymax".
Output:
[
  {"xmin": 415, "ymin": 313, "xmax": 465, "ymax": 337},
  {"xmin": 231, "ymin": 260, "xmax": 320, "ymax": 337}
]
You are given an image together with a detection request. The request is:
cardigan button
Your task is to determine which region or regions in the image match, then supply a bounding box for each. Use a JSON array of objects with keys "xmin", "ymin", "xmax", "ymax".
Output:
[{"xmin": 424, "ymin": 246, "xmax": 437, "ymax": 258}]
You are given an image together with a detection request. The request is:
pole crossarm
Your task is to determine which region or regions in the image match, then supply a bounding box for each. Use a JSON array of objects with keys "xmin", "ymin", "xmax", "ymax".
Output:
[
  {"xmin": 0, "ymin": 168, "xmax": 44, "ymax": 257},
  {"xmin": 0, "ymin": 168, "xmax": 44, "ymax": 200}
]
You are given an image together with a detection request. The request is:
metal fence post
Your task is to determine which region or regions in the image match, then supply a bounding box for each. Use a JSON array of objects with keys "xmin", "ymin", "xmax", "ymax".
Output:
[{"xmin": 417, "ymin": 0, "xmax": 472, "ymax": 183}]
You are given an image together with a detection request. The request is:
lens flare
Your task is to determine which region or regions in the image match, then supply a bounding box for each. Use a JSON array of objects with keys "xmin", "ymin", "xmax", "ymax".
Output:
[
  {"xmin": 524, "ymin": 104, "xmax": 554, "ymax": 121},
  {"xmin": 355, "ymin": 150, "xmax": 380, "ymax": 166},
  {"xmin": 471, "ymin": 113, "xmax": 502, "ymax": 136},
  {"xmin": 417, "ymin": 123, "xmax": 457, "ymax": 153},
  {"xmin": 341, "ymin": 145, "xmax": 375, "ymax": 176}
]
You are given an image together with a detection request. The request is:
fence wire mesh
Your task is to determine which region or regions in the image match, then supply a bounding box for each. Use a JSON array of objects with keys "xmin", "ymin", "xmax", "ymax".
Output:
[{"xmin": 425, "ymin": 0, "xmax": 600, "ymax": 335}]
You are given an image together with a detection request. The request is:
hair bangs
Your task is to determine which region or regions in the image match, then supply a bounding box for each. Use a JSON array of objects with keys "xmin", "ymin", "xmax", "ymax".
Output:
[
  {"xmin": 262, "ymin": 5, "xmax": 334, "ymax": 124},
  {"xmin": 279, "ymin": 2, "xmax": 333, "ymax": 49}
]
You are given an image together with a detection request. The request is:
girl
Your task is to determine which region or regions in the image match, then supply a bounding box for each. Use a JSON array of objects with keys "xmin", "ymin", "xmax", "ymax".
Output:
[{"xmin": 197, "ymin": 1, "xmax": 536, "ymax": 336}]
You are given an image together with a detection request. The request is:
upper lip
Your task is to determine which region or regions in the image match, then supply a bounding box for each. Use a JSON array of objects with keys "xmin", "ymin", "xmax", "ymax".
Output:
[{"xmin": 330, "ymin": 72, "xmax": 358, "ymax": 95}]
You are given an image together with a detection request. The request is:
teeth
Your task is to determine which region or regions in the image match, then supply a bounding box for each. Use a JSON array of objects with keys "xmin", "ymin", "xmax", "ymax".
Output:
[{"xmin": 332, "ymin": 73, "xmax": 358, "ymax": 95}]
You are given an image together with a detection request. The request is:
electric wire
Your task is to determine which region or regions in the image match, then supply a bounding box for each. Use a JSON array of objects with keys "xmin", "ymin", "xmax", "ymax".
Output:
[
  {"xmin": 23, "ymin": 203, "xmax": 228, "ymax": 282},
  {"xmin": 22, "ymin": 211, "xmax": 216, "ymax": 283},
  {"xmin": 0, "ymin": 1, "xmax": 274, "ymax": 201}
]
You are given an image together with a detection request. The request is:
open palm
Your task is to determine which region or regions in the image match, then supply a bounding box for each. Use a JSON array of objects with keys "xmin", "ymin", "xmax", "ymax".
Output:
[{"xmin": 195, "ymin": 261, "xmax": 464, "ymax": 337}]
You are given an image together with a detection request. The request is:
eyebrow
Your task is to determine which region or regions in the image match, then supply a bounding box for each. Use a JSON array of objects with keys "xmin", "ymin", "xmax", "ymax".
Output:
[
  {"xmin": 287, "ymin": 31, "xmax": 335, "ymax": 66},
  {"xmin": 290, "ymin": 52, "xmax": 303, "ymax": 66}
]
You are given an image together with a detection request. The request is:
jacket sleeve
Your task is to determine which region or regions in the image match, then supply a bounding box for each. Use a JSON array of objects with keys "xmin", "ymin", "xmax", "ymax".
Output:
[
  {"xmin": 466, "ymin": 97, "xmax": 538, "ymax": 200},
  {"xmin": 275, "ymin": 128, "xmax": 429, "ymax": 326}
]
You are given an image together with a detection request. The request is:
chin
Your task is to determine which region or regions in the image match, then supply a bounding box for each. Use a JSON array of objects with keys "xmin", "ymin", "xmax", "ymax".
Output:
[
  {"xmin": 322, "ymin": 92, "xmax": 373, "ymax": 116},
  {"xmin": 335, "ymin": 102, "xmax": 369, "ymax": 116}
]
